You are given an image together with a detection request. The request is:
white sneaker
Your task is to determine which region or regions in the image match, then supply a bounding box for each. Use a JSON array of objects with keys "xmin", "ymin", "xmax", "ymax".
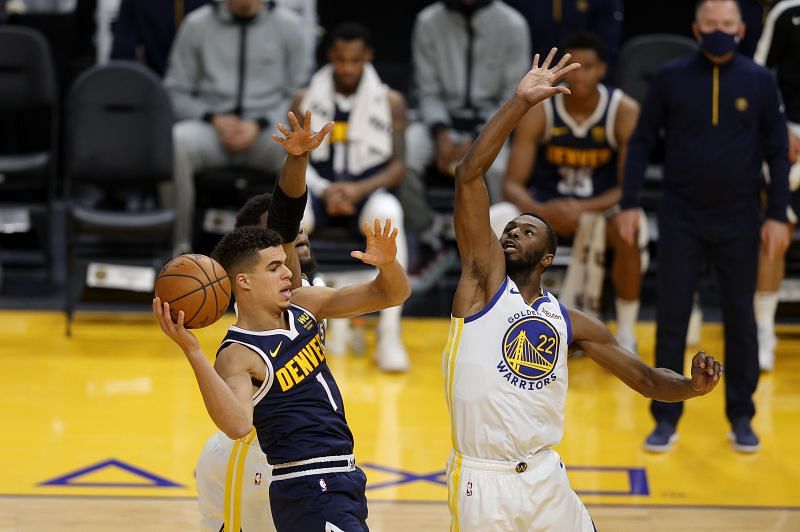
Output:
[
  {"xmin": 616, "ymin": 335, "xmax": 638, "ymax": 355},
  {"xmin": 375, "ymin": 333, "xmax": 410, "ymax": 373},
  {"xmin": 758, "ymin": 326, "xmax": 776, "ymax": 373},
  {"xmin": 349, "ymin": 319, "xmax": 366, "ymax": 357},
  {"xmin": 326, "ymin": 319, "xmax": 351, "ymax": 357},
  {"xmin": 686, "ymin": 304, "xmax": 703, "ymax": 347}
]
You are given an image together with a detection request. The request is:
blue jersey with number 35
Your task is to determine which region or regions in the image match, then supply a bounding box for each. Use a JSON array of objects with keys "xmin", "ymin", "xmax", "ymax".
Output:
[
  {"xmin": 530, "ymin": 84, "xmax": 622, "ymax": 202},
  {"xmin": 217, "ymin": 303, "xmax": 353, "ymax": 464}
]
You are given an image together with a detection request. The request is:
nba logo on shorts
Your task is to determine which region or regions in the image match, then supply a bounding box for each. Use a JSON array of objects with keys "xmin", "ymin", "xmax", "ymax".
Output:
[
  {"xmin": 502, "ymin": 317, "xmax": 559, "ymax": 381},
  {"xmin": 466, "ymin": 481, "xmax": 473, "ymax": 496},
  {"xmin": 254, "ymin": 472, "xmax": 262, "ymax": 486},
  {"xmin": 320, "ymin": 478, "xmax": 328, "ymax": 492}
]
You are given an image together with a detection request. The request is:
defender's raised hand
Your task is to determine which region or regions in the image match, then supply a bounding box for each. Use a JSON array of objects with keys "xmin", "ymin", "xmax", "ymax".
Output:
[
  {"xmin": 516, "ymin": 47, "xmax": 581, "ymax": 106},
  {"xmin": 272, "ymin": 110, "xmax": 334, "ymax": 156},
  {"xmin": 690, "ymin": 351, "xmax": 724, "ymax": 396},
  {"xmin": 351, "ymin": 219, "xmax": 399, "ymax": 267}
]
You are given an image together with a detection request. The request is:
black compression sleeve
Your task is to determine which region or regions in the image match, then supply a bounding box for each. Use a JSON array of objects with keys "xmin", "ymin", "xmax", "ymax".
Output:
[{"xmin": 267, "ymin": 184, "xmax": 307, "ymax": 243}]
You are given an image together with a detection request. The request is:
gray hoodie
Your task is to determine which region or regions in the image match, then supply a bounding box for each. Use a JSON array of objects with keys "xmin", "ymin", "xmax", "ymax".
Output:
[
  {"xmin": 412, "ymin": 1, "xmax": 530, "ymax": 132},
  {"xmin": 164, "ymin": 1, "xmax": 310, "ymax": 128}
]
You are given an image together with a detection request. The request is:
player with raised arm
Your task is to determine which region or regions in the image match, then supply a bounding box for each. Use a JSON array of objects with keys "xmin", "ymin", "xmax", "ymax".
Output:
[{"xmin": 443, "ymin": 48, "xmax": 724, "ymax": 531}]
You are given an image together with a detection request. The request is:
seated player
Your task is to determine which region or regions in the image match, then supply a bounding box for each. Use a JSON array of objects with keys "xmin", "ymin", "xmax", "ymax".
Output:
[{"xmin": 489, "ymin": 32, "xmax": 644, "ymax": 351}]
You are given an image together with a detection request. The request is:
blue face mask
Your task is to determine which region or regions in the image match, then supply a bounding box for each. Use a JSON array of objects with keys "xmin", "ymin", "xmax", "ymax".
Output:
[{"xmin": 698, "ymin": 30, "xmax": 740, "ymax": 57}]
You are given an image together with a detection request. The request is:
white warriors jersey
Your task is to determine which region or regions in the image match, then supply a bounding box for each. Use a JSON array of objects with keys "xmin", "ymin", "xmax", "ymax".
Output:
[{"xmin": 443, "ymin": 276, "xmax": 572, "ymax": 460}]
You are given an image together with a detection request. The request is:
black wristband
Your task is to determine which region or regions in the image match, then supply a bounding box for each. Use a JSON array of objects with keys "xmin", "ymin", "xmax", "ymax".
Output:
[
  {"xmin": 255, "ymin": 117, "xmax": 270, "ymax": 131},
  {"xmin": 267, "ymin": 185, "xmax": 307, "ymax": 244},
  {"xmin": 202, "ymin": 111, "xmax": 216, "ymax": 123}
]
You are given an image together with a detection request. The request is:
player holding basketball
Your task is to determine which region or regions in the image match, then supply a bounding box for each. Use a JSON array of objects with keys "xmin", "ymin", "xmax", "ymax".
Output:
[
  {"xmin": 154, "ymin": 111, "xmax": 411, "ymax": 531},
  {"xmin": 195, "ymin": 194, "xmax": 323, "ymax": 532},
  {"xmin": 443, "ymin": 48, "xmax": 724, "ymax": 530}
]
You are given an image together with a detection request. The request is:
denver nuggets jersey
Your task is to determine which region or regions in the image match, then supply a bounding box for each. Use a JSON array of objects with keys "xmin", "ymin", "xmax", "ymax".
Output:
[
  {"xmin": 531, "ymin": 84, "xmax": 622, "ymax": 201},
  {"xmin": 443, "ymin": 277, "xmax": 572, "ymax": 460},
  {"xmin": 310, "ymin": 94, "xmax": 386, "ymax": 182},
  {"xmin": 218, "ymin": 304, "xmax": 353, "ymax": 464}
]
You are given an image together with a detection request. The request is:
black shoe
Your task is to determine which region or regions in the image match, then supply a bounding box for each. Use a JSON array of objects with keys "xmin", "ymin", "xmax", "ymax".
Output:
[
  {"xmin": 643, "ymin": 421, "xmax": 678, "ymax": 453},
  {"xmin": 729, "ymin": 418, "xmax": 760, "ymax": 453}
]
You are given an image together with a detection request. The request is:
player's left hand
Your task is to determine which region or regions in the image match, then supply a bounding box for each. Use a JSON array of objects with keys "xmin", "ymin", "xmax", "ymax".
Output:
[
  {"xmin": 272, "ymin": 110, "xmax": 334, "ymax": 156},
  {"xmin": 351, "ymin": 218, "xmax": 399, "ymax": 267},
  {"xmin": 153, "ymin": 297, "xmax": 201, "ymax": 355},
  {"xmin": 689, "ymin": 350, "xmax": 724, "ymax": 396}
]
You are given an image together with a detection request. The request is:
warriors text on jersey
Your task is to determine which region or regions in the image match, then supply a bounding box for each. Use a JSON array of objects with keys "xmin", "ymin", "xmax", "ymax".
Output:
[
  {"xmin": 443, "ymin": 277, "xmax": 573, "ymax": 460},
  {"xmin": 218, "ymin": 304, "xmax": 353, "ymax": 464},
  {"xmin": 531, "ymin": 84, "xmax": 623, "ymax": 201}
]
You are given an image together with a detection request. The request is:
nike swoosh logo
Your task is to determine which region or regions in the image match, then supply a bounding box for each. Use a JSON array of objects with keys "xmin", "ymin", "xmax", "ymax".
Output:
[
  {"xmin": 269, "ymin": 341, "xmax": 283, "ymax": 358},
  {"xmin": 793, "ymin": 16, "xmax": 800, "ymax": 25},
  {"xmin": 510, "ymin": 288, "xmax": 521, "ymax": 295}
]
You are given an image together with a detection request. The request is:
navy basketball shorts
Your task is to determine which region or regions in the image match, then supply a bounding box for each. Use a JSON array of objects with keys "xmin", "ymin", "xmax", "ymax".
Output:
[{"xmin": 269, "ymin": 466, "xmax": 368, "ymax": 531}]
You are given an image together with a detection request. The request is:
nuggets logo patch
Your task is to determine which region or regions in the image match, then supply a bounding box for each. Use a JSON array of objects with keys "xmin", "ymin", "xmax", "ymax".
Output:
[{"xmin": 498, "ymin": 317, "xmax": 559, "ymax": 391}]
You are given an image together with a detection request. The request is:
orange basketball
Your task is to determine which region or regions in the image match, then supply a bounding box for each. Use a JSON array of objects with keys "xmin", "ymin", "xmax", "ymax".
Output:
[{"xmin": 154, "ymin": 254, "xmax": 231, "ymax": 329}]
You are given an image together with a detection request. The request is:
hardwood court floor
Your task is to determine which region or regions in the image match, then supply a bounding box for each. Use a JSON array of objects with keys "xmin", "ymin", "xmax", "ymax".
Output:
[
  {"xmin": 1, "ymin": 497, "xmax": 799, "ymax": 531},
  {"xmin": 0, "ymin": 311, "xmax": 799, "ymax": 530}
]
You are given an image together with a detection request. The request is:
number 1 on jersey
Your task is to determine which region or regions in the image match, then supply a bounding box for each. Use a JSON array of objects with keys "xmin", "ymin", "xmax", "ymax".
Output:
[{"xmin": 316, "ymin": 373, "xmax": 339, "ymax": 411}]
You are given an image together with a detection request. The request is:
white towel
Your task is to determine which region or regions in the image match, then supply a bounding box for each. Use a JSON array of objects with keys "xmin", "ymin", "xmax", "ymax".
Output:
[{"xmin": 299, "ymin": 63, "xmax": 393, "ymax": 177}]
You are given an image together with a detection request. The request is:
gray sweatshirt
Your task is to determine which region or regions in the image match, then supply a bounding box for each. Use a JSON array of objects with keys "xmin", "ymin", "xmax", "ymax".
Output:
[
  {"xmin": 412, "ymin": 1, "xmax": 530, "ymax": 132},
  {"xmin": 163, "ymin": 2, "xmax": 310, "ymax": 128}
]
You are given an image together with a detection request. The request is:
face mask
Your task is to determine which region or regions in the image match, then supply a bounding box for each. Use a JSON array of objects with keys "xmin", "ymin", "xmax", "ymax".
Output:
[{"xmin": 698, "ymin": 30, "xmax": 740, "ymax": 57}]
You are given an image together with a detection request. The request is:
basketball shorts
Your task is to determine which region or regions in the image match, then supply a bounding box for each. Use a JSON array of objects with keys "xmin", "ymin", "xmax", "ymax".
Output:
[
  {"xmin": 269, "ymin": 454, "xmax": 369, "ymax": 531},
  {"xmin": 196, "ymin": 430, "xmax": 275, "ymax": 532},
  {"xmin": 447, "ymin": 449, "xmax": 596, "ymax": 532}
]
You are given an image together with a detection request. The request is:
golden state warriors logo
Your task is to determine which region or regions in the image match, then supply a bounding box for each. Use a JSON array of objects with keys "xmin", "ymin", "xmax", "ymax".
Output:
[{"xmin": 501, "ymin": 317, "xmax": 559, "ymax": 381}]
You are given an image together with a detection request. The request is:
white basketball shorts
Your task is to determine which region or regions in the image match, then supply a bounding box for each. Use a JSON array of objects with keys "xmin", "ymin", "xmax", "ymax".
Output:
[
  {"xmin": 196, "ymin": 430, "xmax": 275, "ymax": 531},
  {"xmin": 446, "ymin": 449, "xmax": 595, "ymax": 531}
]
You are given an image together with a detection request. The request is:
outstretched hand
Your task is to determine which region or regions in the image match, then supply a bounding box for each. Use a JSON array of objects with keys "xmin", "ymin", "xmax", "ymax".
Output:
[
  {"xmin": 690, "ymin": 351, "xmax": 724, "ymax": 396},
  {"xmin": 272, "ymin": 110, "xmax": 334, "ymax": 156},
  {"xmin": 351, "ymin": 219, "xmax": 399, "ymax": 267},
  {"xmin": 516, "ymin": 47, "xmax": 581, "ymax": 106},
  {"xmin": 153, "ymin": 297, "xmax": 201, "ymax": 355}
]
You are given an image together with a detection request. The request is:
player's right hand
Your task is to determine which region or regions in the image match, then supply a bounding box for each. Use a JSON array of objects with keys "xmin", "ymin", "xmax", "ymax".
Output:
[
  {"xmin": 615, "ymin": 208, "xmax": 640, "ymax": 247},
  {"xmin": 272, "ymin": 110, "xmax": 333, "ymax": 156},
  {"xmin": 153, "ymin": 297, "xmax": 201, "ymax": 355}
]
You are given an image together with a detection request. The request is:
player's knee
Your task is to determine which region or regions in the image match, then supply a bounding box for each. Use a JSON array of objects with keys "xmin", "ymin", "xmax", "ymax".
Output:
[{"xmin": 367, "ymin": 194, "xmax": 404, "ymax": 226}]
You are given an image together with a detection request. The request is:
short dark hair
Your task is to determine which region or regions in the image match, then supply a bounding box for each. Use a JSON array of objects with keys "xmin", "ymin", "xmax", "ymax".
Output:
[
  {"xmin": 235, "ymin": 193, "xmax": 272, "ymax": 228},
  {"xmin": 694, "ymin": 0, "xmax": 742, "ymax": 20},
  {"xmin": 326, "ymin": 21, "xmax": 373, "ymax": 50},
  {"xmin": 520, "ymin": 212, "xmax": 558, "ymax": 256},
  {"xmin": 560, "ymin": 31, "xmax": 608, "ymax": 63},
  {"xmin": 211, "ymin": 226, "xmax": 283, "ymax": 279}
]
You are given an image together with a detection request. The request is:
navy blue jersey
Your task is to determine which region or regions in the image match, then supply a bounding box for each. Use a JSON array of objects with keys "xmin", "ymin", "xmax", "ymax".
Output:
[
  {"xmin": 217, "ymin": 304, "xmax": 353, "ymax": 464},
  {"xmin": 530, "ymin": 84, "xmax": 622, "ymax": 202},
  {"xmin": 310, "ymin": 97, "xmax": 386, "ymax": 183}
]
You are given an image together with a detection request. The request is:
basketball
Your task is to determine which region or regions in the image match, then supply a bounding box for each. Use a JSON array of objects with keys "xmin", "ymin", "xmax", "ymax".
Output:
[{"xmin": 154, "ymin": 254, "xmax": 231, "ymax": 329}]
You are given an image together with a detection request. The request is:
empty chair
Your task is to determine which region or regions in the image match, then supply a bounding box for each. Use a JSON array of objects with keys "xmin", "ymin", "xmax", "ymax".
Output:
[
  {"xmin": 0, "ymin": 25, "xmax": 58, "ymax": 281},
  {"xmin": 614, "ymin": 34, "xmax": 697, "ymax": 105},
  {"xmin": 64, "ymin": 61, "xmax": 174, "ymax": 333}
]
